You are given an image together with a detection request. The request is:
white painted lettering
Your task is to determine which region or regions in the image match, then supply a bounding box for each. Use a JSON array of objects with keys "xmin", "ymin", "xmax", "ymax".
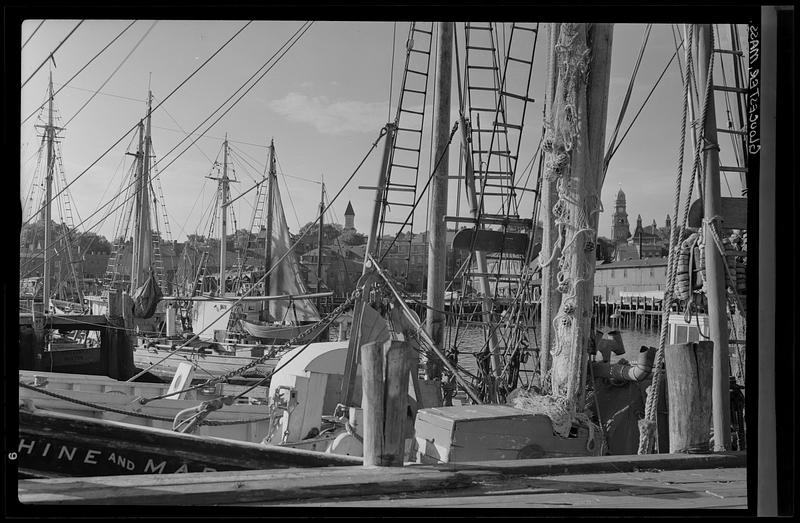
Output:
[
  {"xmin": 144, "ymin": 459, "xmax": 167, "ymax": 474},
  {"xmin": 58, "ymin": 446, "xmax": 77, "ymax": 461},
  {"xmin": 84, "ymin": 449, "xmax": 100, "ymax": 465},
  {"xmin": 126, "ymin": 459, "xmax": 135, "ymax": 471},
  {"xmin": 107, "ymin": 452, "xmax": 116, "ymax": 463},
  {"xmin": 42, "ymin": 443, "xmax": 51, "ymax": 457},
  {"xmin": 18, "ymin": 439, "xmax": 36, "ymax": 454},
  {"xmin": 202, "ymin": 466, "xmax": 217, "ymax": 472},
  {"xmin": 174, "ymin": 463, "xmax": 189, "ymax": 473}
]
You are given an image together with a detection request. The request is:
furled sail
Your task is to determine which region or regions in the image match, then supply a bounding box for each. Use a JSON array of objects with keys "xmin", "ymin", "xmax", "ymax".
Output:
[
  {"xmin": 268, "ymin": 182, "xmax": 320, "ymax": 322},
  {"xmin": 131, "ymin": 269, "xmax": 163, "ymax": 319}
]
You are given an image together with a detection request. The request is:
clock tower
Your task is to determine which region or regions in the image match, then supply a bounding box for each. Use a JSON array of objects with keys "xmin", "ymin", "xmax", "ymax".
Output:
[{"xmin": 611, "ymin": 188, "xmax": 631, "ymax": 243}]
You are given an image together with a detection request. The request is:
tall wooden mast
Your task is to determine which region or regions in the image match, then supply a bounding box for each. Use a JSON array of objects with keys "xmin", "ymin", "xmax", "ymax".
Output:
[
  {"xmin": 130, "ymin": 91, "xmax": 153, "ymax": 291},
  {"xmin": 541, "ymin": 23, "xmax": 613, "ymax": 419},
  {"xmin": 42, "ymin": 72, "xmax": 55, "ymax": 309},
  {"xmin": 263, "ymin": 139, "xmax": 276, "ymax": 295},
  {"xmin": 696, "ymin": 23, "xmax": 731, "ymax": 451},
  {"xmin": 424, "ymin": 22, "xmax": 454, "ymax": 380},
  {"xmin": 539, "ymin": 23, "xmax": 563, "ymax": 381},
  {"xmin": 218, "ymin": 136, "xmax": 230, "ymax": 295},
  {"xmin": 316, "ymin": 179, "xmax": 325, "ymax": 308}
]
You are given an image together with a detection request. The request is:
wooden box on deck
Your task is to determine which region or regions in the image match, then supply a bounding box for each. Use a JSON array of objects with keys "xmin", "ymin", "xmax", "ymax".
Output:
[{"xmin": 414, "ymin": 405, "xmax": 598, "ymax": 464}]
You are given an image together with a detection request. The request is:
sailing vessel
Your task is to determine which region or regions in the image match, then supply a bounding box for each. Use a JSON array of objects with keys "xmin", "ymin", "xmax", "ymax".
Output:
[
  {"xmin": 131, "ymin": 138, "xmax": 330, "ymax": 383},
  {"xmin": 18, "ymin": 73, "xmax": 137, "ymax": 379}
]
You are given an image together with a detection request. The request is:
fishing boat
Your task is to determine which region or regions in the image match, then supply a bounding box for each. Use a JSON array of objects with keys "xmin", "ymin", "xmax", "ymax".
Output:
[
  {"xmin": 130, "ymin": 138, "xmax": 331, "ymax": 383},
  {"xmin": 18, "ymin": 74, "xmax": 139, "ymax": 380},
  {"xmin": 18, "ymin": 406, "xmax": 360, "ymax": 478}
]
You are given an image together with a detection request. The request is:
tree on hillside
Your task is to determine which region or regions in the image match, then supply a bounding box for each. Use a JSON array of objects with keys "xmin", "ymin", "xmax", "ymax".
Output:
[
  {"xmin": 20, "ymin": 221, "xmax": 112, "ymax": 255},
  {"xmin": 339, "ymin": 229, "xmax": 367, "ymax": 246},
  {"xmin": 295, "ymin": 222, "xmax": 343, "ymax": 255}
]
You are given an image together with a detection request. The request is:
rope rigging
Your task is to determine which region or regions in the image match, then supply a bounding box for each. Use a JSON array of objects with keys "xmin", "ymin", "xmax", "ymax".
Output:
[{"xmin": 126, "ymin": 125, "xmax": 388, "ymax": 382}]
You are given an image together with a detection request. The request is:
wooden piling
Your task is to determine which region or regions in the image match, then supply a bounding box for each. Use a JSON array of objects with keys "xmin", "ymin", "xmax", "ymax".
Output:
[
  {"xmin": 361, "ymin": 339, "xmax": 410, "ymax": 467},
  {"xmin": 361, "ymin": 341, "xmax": 385, "ymax": 467},
  {"xmin": 664, "ymin": 341, "xmax": 714, "ymax": 453},
  {"xmin": 383, "ymin": 340, "xmax": 411, "ymax": 465}
]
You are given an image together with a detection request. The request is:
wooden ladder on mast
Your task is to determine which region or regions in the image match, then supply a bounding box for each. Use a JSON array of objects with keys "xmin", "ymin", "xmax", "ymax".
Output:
[
  {"xmin": 711, "ymin": 24, "xmax": 750, "ymax": 197},
  {"xmin": 376, "ymin": 21, "xmax": 435, "ymax": 288}
]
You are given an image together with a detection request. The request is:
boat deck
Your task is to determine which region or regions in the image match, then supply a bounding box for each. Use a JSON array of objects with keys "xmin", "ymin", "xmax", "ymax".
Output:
[{"xmin": 17, "ymin": 452, "xmax": 746, "ymax": 509}]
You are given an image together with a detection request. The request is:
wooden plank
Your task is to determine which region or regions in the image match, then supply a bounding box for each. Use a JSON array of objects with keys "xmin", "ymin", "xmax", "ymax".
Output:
[
  {"xmin": 434, "ymin": 452, "xmax": 747, "ymax": 476},
  {"xmin": 18, "ymin": 465, "xmax": 473, "ymax": 505}
]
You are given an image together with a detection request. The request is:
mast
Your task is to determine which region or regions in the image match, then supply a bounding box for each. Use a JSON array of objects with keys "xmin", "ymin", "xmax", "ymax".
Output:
[
  {"xmin": 696, "ymin": 23, "xmax": 731, "ymax": 451},
  {"xmin": 539, "ymin": 23, "xmax": 563, "ymax": 381},
  {"xmin": 364, "ymin": 124, "xmax": 396, "ymax": 268},
  {"xmin": 424, "ymin": 21, "xmax": 454, "ymax": 380},
  {"xmin": 42, "ymin": 72, "xmax": 55, "ymax": 310},
  {"xmin": 263, "ymin": 139, "xmax": 276, "ymax": 296},
  {"xmin": 316, "ymin": 180, "xmax": 325, "ymax": 308},
  {"xmin": 543, "ymin": 23, "xmax": 613, "ymax": 420},
  {"xmin": 219, "ymin": 135, "xmax": 230, "ymax": 295},
  {"xmin": 131, "ymin": 91, "xmax": 153, "ymax": 291}
]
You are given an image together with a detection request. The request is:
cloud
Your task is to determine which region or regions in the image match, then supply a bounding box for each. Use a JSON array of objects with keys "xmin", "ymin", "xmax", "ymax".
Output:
[
  {"xmin": 269, "ymin": 93, "xmax": 474, "ymax": 137},
  {"xmin": 268, "ymin": 93, "xmax": 389, "ymax": 135}
]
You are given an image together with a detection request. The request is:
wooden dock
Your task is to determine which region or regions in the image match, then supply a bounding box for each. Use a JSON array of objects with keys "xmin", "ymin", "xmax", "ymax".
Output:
[{"xmin": 16, "ymin": 452, "xmax": 746, "ymax": 509}]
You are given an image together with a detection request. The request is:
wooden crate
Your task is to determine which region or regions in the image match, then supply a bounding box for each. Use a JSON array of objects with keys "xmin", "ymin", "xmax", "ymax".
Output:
[{"xmin": 414, "ymin": 405, "xmax": 599, "ymax": 464}]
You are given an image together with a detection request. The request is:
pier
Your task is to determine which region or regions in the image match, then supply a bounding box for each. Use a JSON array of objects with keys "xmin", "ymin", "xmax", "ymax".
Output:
[
  {"xmin": 17, "ymin": 452, "xmax": 746, "ymax": 508},
  {"xmin": 593, "ymin": 293, "xmax": 669, "ymax": 332}
]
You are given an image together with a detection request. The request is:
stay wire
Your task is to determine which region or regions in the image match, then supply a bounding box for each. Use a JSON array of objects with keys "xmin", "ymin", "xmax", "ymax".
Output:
[
  {"xmin": 21, "ymin": 19, "xmax": 85, "ymax": 88},
  {"xmin": 63, "ymin": 21, "xmax": 158, "ymax": 129},
  {"xmin": 21, "ymin": 20, "xmax": 138, "ymax": 126},
  {"xmin": 23, "ymin": 20, "xmax": 254, "ymax": 229},
  {"xmin": 21, "ymin": 20, "xmax": 46, "ymax": 50},
  {"xmin": 19, "ymin": 20, "xmax": 303, "ymax": 276},
  {"xmin": 608, "ymin": 37, "xmax": 684, "ymax": 162}
]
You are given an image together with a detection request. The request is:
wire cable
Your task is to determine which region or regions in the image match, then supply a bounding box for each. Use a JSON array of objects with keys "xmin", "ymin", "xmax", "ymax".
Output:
[
  {"xmin": 22, "ymin": 20, "xmax": 254, "ymax": 229},
  {"xmin": 21, "ymin": 21, "xmax": 138, "ymax": 126},
  {"xmin": 21, "ymin": 20, "xmax": 84, "ymax": 88},
  {"xmin": 21, "ymin": 19, "xmax": 46, "ymax": 50},
  {"xmin": 63, "ymin": 21, "xmax": 157, "ymax": 128}
]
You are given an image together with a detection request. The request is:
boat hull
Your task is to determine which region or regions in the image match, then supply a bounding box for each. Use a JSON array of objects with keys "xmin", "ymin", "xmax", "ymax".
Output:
[
  {"xmin": 131, "ymin": 345, "xmax": 280, "ymax": 384},
  {"xmin": 18, "ymin": 408, "xmax": 361, "ymax": 478}
]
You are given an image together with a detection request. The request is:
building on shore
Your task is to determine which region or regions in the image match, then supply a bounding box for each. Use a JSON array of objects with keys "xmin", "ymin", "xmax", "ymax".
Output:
[
  {"xmin": 609, "ymin": 187, "xmax": 670, "ymax": 261},
  {"xmin": 593, "ymin": 256, "xmax": 669, "ymax": 302}
]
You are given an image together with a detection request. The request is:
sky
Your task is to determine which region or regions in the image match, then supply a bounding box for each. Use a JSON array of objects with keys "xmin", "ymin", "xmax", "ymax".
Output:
[{"xmin": 19, "ymin": 20, "xmax": 749, "ymax": 245}]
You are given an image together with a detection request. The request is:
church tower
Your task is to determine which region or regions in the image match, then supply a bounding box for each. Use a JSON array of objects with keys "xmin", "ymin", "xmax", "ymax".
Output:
[
  {"xmin": 344, "ymin": 201, "xmax": 355, "ymax": 231},
  {"xmin": 611, "ymin": 188, "xmax": 631, "ymax": 243}
]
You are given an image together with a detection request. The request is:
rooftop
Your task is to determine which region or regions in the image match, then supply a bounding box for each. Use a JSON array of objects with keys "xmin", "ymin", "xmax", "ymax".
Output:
[{"xmin": 597, "ymin": 256, "xmax": 668, "ymax": 269}]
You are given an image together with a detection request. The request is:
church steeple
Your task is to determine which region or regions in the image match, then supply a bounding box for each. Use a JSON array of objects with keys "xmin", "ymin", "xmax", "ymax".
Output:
[
  {"xmin": 344, "ymin": 201, "xmax": 355, "ymax": 231},
  {"xmin": 611, "ymin": 186, "xmax": 630, "ymax": 244}
]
